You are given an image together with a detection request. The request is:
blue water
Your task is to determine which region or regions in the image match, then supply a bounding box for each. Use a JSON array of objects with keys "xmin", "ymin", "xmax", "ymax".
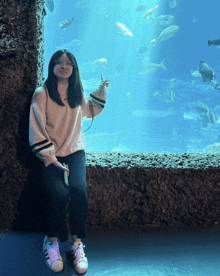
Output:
[{"xmin": 43, "ymin": 0, "xmax": 220, "ymax": 153}]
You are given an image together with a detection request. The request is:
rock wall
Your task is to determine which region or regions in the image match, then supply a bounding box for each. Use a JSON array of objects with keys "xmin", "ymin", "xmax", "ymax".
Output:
[
  {"xmin": 1, "ymin": 0, "xmax": 220, "ymax": 238},
  {"xmin": 84, "ymin": 152, "xmax": 220, "ymax": 236},
  {"xmin": 0, "ymin": 0, "xmax": 45, "ymax": 231}
]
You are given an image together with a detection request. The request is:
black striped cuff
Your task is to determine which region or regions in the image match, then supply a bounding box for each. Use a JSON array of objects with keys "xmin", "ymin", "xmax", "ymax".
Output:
[
  {"xmin": 90, "ymin": 94, "xmax": 105, "ymax": 108},
  {"xmin": 31, "ymin": 139, "xmax": 53, "ymax": 154}
]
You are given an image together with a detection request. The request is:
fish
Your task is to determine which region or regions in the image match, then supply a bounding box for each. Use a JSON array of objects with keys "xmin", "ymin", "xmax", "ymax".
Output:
[
  {"xmin": 143, "ymin": 4, "xmax": 159, "ymax": 20},
  {"xmin": 155, "ymin": 13, "xmax": 177, "ymax": 31},
  {"xmin": 208, "ymin": 38, "xmax": 220, "ymax": 46},
  {"xmin": 199, "ymin": 61, "xmax": 216, "ymax": 83},
  {"xmin": 169, "ymin": 0, "xmax": 180, "ymax": 8},
  {"xmin": 212, "ymin": 81, "xmax": 220, "ymax": 92},
  {"xmin": 45, "ymin": 0, "xmax": 54, "ymax": 13},
  {"xmin": 116, "ymin": 22, "xmax": 133, "ymax": 37},
  {"xmin": 193, "ymin": 101, "xmax": 218, "ymax": 127},
  {"xmin": 138, "ymin": 58, "xmax": 167, "ymax": 75},
  {"xmin": 167, "ymin": 78, "xmax": 178, "ymax": 88},
  {"xmin": 94, "ymin": 58, "xmax": 108, "ymax": 65},
  {"xmin": 191, "ymin": 69, "xmax": 201, "ymax": 77},
  {"xmin": 151, "ymin": 25, "xmax": 180, "ymax": 45},
  {"xmin": 135, "ymin": 5, "xmax": 146, "ymax": 12},
  {"xmin": 59, "ymin": 17, "xmax": 75, "ymax": 30}
]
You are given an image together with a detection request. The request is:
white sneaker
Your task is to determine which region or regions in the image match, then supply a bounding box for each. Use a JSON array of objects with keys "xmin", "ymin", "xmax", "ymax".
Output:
[
  {"xmin": 71, "ymin": 242, "xmax": 88, "ymax": 275},
  {"xmin": 43, "ymin": 236, "xmax": 64, "ymax": 272}
]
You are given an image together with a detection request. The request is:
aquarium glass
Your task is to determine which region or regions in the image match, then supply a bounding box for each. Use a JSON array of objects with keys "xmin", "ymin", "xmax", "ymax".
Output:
[{"xmin": 44, "ymin": 0, "xmax": 220, "ymax": 153}]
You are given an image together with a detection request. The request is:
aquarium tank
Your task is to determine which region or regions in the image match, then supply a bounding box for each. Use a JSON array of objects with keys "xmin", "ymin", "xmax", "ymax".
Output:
[{"xmin": 43, "ymin": 0, "xmax": 220, "ymax": 153}]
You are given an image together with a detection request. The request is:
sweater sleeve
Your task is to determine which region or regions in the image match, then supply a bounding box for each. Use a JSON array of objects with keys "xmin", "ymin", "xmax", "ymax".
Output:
[
  {"xmin": 29, "ymin": 87, "xmax": 58, "ymax": 167},
  {"xmin": 82, "ymin": 83, "xmax": 107, "ymax": 119}
]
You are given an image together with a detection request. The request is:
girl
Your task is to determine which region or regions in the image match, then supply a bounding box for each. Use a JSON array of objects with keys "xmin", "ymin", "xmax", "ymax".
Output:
[{"xmin": 29, "ymin": 49, "xmax": 109, "ymax": 274}]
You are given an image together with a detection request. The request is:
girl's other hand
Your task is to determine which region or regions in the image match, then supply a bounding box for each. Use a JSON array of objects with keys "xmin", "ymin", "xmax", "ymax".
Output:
[{"xmin": 52, "ymin": 161, "xmax": 70, "ymax": 176}]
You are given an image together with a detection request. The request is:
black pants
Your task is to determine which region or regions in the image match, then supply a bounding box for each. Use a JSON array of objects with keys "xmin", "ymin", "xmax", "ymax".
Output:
[{"xmin": 40, "ymin": 150, "xmax": 88, "ymax": 242}]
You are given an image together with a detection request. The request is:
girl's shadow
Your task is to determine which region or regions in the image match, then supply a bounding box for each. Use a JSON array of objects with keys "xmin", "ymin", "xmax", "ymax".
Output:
[{"xmin": 12, "ymin": 95, "xmax": 48, "ymax": 235}]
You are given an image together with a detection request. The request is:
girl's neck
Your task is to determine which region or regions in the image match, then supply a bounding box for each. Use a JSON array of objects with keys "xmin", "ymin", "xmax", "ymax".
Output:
[
  {"xmin": 58, "ymin": 78, "xmax": 69, "ymax": 86},
  {"xmin": 58, "ymin": 80, "xmax": 68, "ymax": 99}
]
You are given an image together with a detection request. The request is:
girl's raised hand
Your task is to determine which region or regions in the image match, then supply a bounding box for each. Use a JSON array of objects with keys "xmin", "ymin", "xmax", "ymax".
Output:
[{"xmin": 101, "ymin": 75, "xmax": 110, "ymax": 87}]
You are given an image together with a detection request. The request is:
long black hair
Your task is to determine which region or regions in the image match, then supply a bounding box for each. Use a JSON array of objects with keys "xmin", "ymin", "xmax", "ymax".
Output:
[{"xmin": 44, "ymin": 49, "xmax": 83, "ymax": 108}]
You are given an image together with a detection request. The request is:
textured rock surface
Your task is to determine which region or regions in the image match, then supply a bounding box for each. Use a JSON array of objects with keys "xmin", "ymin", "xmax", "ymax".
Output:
[
  {"xmin": 0, "ymin": 0, "xmax": 45, "ymax": 232},
  {"xmin": 83, "ymin": 152, "xmax": 220, "ymax": 236},
  {"xmin": 85, "ymin": 151, "xmax": 220, "ymax": 169}
]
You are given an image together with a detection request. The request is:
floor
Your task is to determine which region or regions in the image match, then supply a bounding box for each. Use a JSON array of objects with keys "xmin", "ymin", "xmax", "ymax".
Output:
[{"xmin": 0, "ymin": 230, "xmax": 220, "ymax": 276}]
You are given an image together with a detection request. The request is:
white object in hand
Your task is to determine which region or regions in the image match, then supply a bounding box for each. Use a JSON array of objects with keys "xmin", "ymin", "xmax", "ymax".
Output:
[{"xmin": 63, "ymin": 163, "xmax": 69, "ymax": 186}]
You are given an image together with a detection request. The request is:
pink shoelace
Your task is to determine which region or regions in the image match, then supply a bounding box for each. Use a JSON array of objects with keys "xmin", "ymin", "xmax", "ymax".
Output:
[
  {"xmin": 48, "ymin": 243, "xmax": 61, "ymax": 263},
  {"xmin": 73, "ymin": 244, "xmax": 86, "ymax": 264}
]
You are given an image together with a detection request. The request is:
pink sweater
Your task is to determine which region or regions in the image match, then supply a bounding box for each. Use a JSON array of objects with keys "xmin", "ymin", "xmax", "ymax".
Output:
[{"xmin": 29, "ymin": 85, "xmax": 106, "ymax": 167}]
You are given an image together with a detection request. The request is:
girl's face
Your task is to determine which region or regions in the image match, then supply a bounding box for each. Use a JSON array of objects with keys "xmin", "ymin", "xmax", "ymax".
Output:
[{"xmin": 53, "ymin": 54, "xmax": 73, "ymax": 81}]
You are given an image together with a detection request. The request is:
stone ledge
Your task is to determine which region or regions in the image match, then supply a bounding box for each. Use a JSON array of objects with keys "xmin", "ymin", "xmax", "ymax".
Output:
[{"xmin": 85, "ymin": 151, "xmax": 220, "ymax": 169}]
